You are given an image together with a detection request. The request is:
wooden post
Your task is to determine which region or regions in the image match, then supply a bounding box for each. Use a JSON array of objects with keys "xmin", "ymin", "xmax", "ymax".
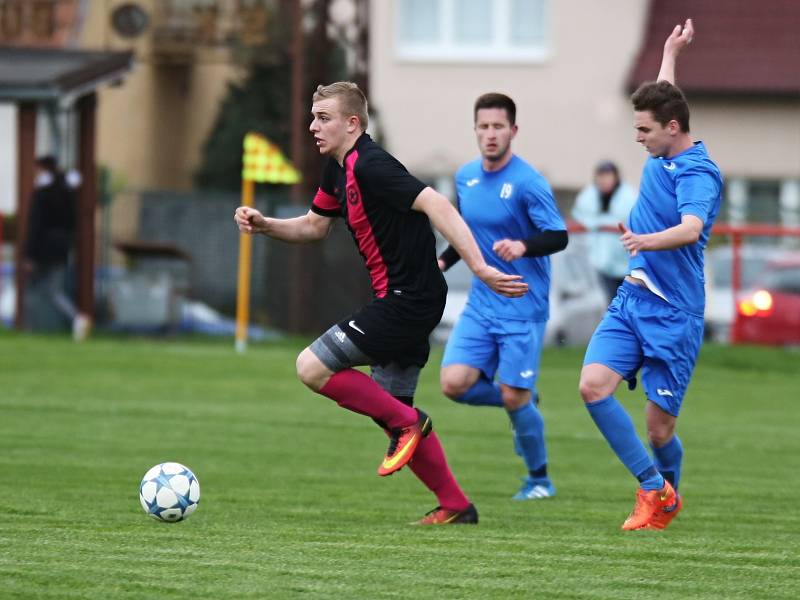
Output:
[
  {"xmin": 76, "ymin": 92, "xmax": 97, "ymax": 318},
  {"xmin": 287, "ymin": 0, "xmax": 308, "ymax": 334},
  {"xmin": 14, "ymin": 102, "xmax": 37, "ymax": 329}
]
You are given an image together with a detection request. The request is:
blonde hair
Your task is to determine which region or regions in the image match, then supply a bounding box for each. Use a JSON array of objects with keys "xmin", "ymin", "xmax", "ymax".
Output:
[{"xmin": 313, "ymin": 82, "xmax": 368, "ymax": 130}]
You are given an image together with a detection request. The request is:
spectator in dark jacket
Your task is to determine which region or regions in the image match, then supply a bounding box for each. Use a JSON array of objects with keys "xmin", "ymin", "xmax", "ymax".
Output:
[{"xmin": 24, "ymin": 155, "xmax": 90, "ymax": 340}]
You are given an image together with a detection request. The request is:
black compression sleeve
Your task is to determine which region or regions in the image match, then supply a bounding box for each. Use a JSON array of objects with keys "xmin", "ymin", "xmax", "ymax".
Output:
[
  {"xmin": 523, "ymin": 230, "xmax": 568, "ymax": 257},
  {"xmin": 437, "ymin": 245, "xmax": 461, "ymax": 271}
]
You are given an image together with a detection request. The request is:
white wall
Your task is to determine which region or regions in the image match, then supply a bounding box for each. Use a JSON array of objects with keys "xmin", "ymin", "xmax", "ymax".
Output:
[
  {"xmin": 0, "ymin": 104, "xmax": 17, "ymax": 214},
  {"xmin": 370, "ymin": 0, "xmax": 650, "ymax": 191}
]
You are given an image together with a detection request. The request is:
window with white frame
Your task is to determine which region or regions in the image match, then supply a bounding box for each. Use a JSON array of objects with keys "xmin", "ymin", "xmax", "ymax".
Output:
[{"xmin": 396, "ymin": 0, "xmax": 550, "ymax": 63}]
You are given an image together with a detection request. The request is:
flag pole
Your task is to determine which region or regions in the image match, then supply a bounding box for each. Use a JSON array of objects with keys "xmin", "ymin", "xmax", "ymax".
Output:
[
  {"xmin": 235, "ymin": 177, "xmax": 254, "ymax": 353},
  {"xmin": 235, "ymin": 132, "xmax": 301, "ymax": 353}
]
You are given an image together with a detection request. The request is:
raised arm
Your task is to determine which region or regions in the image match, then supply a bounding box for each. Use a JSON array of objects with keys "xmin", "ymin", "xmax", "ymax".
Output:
[
  {"xmin": 412, "ymin": 187, "xmax": 528, "ymax": 298},
  {"xmin": 657, "ymin": 18, "xmax": 694, "ymax": 84},
  {"xmin": 234, "ymin": 206, "xmax": 333, "ymax": 243}
]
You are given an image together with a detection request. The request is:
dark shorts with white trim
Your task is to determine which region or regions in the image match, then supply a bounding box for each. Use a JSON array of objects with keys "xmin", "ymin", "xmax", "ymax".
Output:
[
  {"xmin": 309, "ymin": 292, "xmax": 445, "ymax": 397},
  {"xmin": 340, "ymin": 292, "xmax": 445, "ymax": 368}
]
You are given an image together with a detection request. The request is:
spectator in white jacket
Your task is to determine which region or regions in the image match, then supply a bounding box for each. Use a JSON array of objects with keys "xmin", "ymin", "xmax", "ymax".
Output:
[{"xmin": 572, "ymin": 161, "xmax": 637, "ymax": 302}]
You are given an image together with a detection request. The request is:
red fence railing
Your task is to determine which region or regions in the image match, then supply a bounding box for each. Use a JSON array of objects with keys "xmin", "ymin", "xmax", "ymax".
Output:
[
  {"xmin": 568, "ymin": 221, "xmax": 800, "ymax": 344},
  {"xmin": 710, "ymin": 224, "xmax": 800, "ymax": 343}
]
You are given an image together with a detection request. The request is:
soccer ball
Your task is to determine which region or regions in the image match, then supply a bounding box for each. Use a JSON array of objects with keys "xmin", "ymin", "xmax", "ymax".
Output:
[{"xmin": 139, "ymin": 462, "xmax": 200, "ymax": 522}]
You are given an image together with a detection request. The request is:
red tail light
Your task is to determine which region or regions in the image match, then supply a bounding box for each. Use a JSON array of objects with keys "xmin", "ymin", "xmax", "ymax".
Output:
[{"xmin": 738, "ymin": 290, "xmax": 773, "ymax": 317}]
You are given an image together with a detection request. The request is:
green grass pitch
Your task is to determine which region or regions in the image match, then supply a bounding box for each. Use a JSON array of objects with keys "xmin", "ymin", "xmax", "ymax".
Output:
[{"xmin": 1, "ymin": 332, "xmax": 798, "ymax": 599}]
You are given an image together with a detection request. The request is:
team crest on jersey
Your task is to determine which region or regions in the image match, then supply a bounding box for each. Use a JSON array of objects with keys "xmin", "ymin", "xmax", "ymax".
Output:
[
  {"xmin": 500, "ymin": 183, "xmax": 514, "ymax": 199},
  {"xmin": 347, "ymin": 186, "xmax": 360, "ymax": 205}
]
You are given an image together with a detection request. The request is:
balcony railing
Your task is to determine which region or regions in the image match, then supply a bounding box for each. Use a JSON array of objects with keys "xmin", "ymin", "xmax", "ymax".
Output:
[
  {"xmin": 152, "ymin": 0, "xmax": 269, "ymax": 50},
  {"xmin": 0, "ymin": 0, "xmax": 79, "ymax": 47},
  {"xmin": 0, "ymin": 0, "xmax": 272, "ymax": 53}
]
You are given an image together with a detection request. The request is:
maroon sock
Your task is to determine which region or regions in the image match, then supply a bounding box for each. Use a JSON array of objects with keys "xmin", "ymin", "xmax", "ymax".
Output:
[
  {"xmin": 319, "ymin": 369, "xmax": 418, "ymax": 430},
  {"xmin": 408, "ymin": 432, "xmax": 470, "ymax": 512}
]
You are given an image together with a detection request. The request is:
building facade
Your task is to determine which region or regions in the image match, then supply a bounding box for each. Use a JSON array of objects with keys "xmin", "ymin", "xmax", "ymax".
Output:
[{"xmin": 369, "ymin": 0, "xmax": 800, "ymax": 220}]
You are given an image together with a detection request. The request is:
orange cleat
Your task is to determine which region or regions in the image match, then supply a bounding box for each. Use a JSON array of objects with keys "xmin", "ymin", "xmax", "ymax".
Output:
[
  {"xmin": 413, "ymin": 504, "xmax": 479, "ymax": 525},
  {"xmin": 621, "ymin": 480, "xmax": 677, "ymax": 530},
  {"xmin": 648, "ymin": 493, "xmax": 683, "ymax": 530},
  {"xmin": 378, "ymin": 409, "xmax": 432, "ymax": 476}
]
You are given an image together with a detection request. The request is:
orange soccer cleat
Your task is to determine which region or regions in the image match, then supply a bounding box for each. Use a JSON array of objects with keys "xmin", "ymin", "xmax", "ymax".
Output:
[
  {"xmin": 621, "ymin": 480, "xmax": 678, "ymax": 531},
  {"xmin": 377, "ymin": 409, "xmax": 432, "ymax": 476},
  {"xmin": 648, "ymin": 492, "xmax": 683, "ymax": 530},
  {"xmin": 413, "ymin": 504, "xmax": 479, "ymax": 525}
]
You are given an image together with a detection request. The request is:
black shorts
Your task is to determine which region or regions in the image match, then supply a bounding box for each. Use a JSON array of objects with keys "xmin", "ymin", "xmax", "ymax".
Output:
[{"xmin": 338, "ymin": 293, "xmax": 445, "ymax": 368}]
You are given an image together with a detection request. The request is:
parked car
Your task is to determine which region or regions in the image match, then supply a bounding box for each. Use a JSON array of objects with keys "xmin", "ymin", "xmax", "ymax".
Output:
[
  {"xmin": 704, "ymin": 244, "xmax": 781, "ymax": 342},
  {"xmin": 735, "ymin": 252, "xmax": 800, "ymax": 346},
  {"xmin": 433, "ymin": 237, "xmax": 608, "ymax": 346}
]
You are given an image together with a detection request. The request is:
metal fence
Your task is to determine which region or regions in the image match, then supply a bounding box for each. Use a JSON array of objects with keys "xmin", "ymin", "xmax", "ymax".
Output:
[{"xmin": 136, "ymin": 190, "xmax": 372, "ymax": 332}]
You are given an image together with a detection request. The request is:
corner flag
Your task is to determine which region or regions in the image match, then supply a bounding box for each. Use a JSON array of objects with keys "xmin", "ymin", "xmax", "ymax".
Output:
[
  {"xmin": 236, "ymin": 133, "xmax": 301, "ymax": 353},
  {"xmin": 242, "ymin": 133, "xmax": 301, "ymax": 184}
]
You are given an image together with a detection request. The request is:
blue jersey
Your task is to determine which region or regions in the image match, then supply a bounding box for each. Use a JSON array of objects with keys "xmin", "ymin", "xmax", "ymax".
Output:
[
  {"xmin": 455, "ymin": 155, "xmax": 566, "ymax": 322},
  {"xmin": 627, "ymin": 142, "xmax": 722, "ymax": 317}
]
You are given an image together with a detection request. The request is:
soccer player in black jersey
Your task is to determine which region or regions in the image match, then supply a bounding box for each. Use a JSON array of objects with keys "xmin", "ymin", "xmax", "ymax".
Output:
[{"xmin": 234, "ymin": 82, "xmax": 527, "ymax": 524}]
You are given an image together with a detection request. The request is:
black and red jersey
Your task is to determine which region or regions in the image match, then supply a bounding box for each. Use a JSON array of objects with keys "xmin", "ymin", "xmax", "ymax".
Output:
[{"xmin": 311, "ymin": 133, "xmax": 447, "ymax": 303}]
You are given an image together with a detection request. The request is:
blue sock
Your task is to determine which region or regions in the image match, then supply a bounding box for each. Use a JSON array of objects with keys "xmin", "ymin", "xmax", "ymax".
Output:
[
  {"xmin": 651, "ymin": 435, "xmax": 683, "ymax": 491},
  {"xmin": 512, "ymin": 393, "xmax": 539, "ymax": 457},
  {"xmin": 507, "ymin": 400, "xmax": 548, "ymax": 479},
  {"xmin": 456, "ymin": 378, "xmax": 503, "ymax": 407},
  {"xmin": 586, "ymin": 396, "xmax": 664, "ymax": 491}
]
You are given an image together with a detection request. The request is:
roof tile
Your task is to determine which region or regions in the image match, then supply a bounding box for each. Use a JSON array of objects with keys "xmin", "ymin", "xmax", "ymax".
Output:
[{"xmin": 628, "ymin": 0, "xmax": 800, "ymax": 96}]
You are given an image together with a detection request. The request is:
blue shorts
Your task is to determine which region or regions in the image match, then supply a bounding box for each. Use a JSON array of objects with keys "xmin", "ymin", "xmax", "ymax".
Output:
[
  {"xmin": 442, "ymin": 303, "xmax": 546, "ymax": 390},
  {"xmin": 583, "ymin": 281, "xmax": 704, "ymax": 416}
]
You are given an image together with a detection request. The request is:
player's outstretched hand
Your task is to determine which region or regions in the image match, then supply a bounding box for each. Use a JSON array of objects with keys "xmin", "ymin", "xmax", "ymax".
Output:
[
  {"xmin": 476, "ymin": 265, "xmax": 529, "ymax": 298},
  {"xmin": 492, "ymin": 239, "xmax": 526, "ymax": 262},
  {"xmin": 664, "ymin": 18, "xmax": 693, "ymax": 58},
  {"xmin": 234, "ymin": 206, "xmax": 268, "ymax": 234},
  {"xmin": 618, "ymin": 222, "xmax": 641, "ymax": 257}
]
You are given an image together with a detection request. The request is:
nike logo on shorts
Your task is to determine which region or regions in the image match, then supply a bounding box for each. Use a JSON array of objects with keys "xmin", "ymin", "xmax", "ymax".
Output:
[{"xmin": 348, "ymin": 320, "xmax": 365, "ymax": 335}]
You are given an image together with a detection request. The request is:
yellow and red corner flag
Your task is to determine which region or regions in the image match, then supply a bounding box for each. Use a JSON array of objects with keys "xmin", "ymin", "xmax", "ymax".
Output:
[
  {"xmin": 236, "ymin": 133, "xmax": 301, "ymax": 353},
  {"xmin": 242, "ymin": 132, "xmax": 301, "ymax": 184}
]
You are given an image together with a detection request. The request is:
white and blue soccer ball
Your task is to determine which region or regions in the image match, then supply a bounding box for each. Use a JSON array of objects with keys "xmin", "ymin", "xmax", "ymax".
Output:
[{"xmin": 139, "ymin": 462, "xmax": 200, "ymax": 522}]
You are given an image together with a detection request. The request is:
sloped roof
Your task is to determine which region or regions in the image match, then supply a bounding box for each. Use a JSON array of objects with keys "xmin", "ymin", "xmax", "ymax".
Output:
[
  {"xmin": 0, "ymin": 47, "xmax": 133, "ymax": 103},
  {"xmin": 628, "ymin": 0, "xmax": 800, "ymax": 97}
]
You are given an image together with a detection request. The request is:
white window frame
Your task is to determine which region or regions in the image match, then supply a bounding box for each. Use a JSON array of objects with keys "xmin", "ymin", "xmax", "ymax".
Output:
[{"xmin": 394, "ymin": 0, "xmax": 551, "ymax": 64}]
